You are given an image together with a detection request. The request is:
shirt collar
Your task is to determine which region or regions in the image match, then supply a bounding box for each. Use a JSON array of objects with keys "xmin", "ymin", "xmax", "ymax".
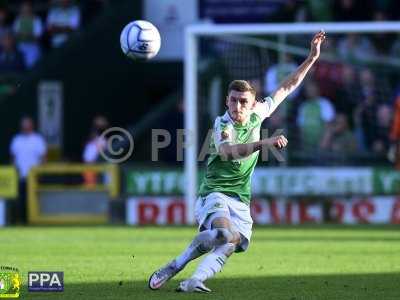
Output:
[{"xmin": 223, "ymin": 111, "xmax": 249, "ymax": 127}]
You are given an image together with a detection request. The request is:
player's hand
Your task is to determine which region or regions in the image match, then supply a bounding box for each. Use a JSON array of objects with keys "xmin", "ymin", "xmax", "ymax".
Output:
[
  {"xmin": 265, "ymin": 135, "xmax": 288, "ymax": 149},
  {"xmin": 309, "ymin": 30, "xmax": 326, "ymax": 60}
]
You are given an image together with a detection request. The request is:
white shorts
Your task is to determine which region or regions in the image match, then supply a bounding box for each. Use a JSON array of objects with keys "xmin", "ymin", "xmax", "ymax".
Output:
[{"xmin": 195, "ymin": 192, "xmax": 253, "ymax": 252}]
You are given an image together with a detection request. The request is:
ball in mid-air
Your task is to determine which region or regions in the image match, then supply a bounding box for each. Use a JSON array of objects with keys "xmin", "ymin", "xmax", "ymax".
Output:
[{"xmin": 120, "ymin": 20, "xmax": 161, "ymax": 60}]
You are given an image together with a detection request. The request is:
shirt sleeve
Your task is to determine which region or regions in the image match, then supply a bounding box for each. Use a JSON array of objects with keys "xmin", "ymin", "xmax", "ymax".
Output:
[
  {"xmin": 10, "ymin": 137, "xmax": 17, "ymax": 156},
  {"xmin": 34, "ymin": 17, "xmax": 43, "ymax": 37},
  {"xmin": 319, "ymin": 98, "xmax": 335, "ymax": 122},
  {"xmin": 37, "ymin": 135, "xmax": 47, "ymax": 157},
  {"xmin": 213, "ymin": 117, "xmax": 234, "ymax": 153},
  {"xmin": 83, "ymin": 142, "xmax": 98, "ymax": 163},
  {"xmin": 253, "ymin": 96, "xmax": 277, "ymax": 121}
]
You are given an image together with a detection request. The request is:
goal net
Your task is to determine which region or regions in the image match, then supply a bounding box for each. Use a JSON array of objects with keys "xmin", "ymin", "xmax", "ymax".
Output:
[{"xmin": 184, "ymin": 22, "xmax": 400, "ymax": 223}]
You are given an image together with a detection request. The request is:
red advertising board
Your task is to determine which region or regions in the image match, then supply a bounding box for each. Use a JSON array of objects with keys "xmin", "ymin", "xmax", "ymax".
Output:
[{"xmin": 126, "ymin": 197, "xmax": 400, "ymax": 225}]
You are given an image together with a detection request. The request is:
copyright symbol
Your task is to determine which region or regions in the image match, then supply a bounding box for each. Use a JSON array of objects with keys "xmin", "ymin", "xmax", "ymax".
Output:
[{"xmin": 99, "ymin": 127, "xmax": 134, "ymax": 163}]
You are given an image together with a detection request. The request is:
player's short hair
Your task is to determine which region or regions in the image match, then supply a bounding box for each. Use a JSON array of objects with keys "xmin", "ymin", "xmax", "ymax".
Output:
[{"xmin": 228, "ymin": 80, "xmax": 256, "ymax": 96}]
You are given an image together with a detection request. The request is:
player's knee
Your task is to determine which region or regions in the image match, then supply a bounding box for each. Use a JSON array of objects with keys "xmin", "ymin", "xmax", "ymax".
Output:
[
  {"xmin": 194, "ymin": 230, "xmax": 215, "ymax": 253},
  {"xmin": 214, "ymin": 228, "xmax": 234, "ymax": 244},
  {"xmin": 231, "ymin": 231, "xmax": 241, "ymax": 245},
  {"xmin": 215, "ymin": 242, "xmax": 236, "ymax": 257}
]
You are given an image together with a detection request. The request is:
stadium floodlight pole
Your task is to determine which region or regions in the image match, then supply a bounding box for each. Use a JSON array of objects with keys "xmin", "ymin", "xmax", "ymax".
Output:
[
  {"xmin": 184, "ymin": 26, "xmax": 198, "ymax": 225},
  {"xmin": 184, "ymin": 21, "xmax": 400, "ymax": 224}
]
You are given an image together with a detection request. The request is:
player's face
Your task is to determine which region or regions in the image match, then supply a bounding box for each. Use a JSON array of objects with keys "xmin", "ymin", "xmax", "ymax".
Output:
[
  {"xmin": 21, "ymin": 118, "xmax": 34, "ymax": 133},
  {"xmin": 226, "ymin": 90, "xmax": 256, "ymax": 124}
]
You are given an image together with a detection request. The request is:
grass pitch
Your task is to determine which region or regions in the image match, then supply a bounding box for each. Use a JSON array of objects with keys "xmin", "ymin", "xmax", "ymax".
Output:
[{"xmin": 1, "ymin": 225, "xmax": 400, "ymax": 299}]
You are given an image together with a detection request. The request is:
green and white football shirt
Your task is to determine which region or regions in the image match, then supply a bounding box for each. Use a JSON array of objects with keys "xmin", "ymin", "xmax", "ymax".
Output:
[{"xmin": 199, "ymin": 96, "xmax": 277, "ymax": 205}]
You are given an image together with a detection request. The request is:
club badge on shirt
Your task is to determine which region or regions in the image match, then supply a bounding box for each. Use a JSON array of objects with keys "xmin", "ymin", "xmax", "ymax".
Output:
[{"xmin": 221, "ymin": 131, "xmax": 229, "ymax": 141}]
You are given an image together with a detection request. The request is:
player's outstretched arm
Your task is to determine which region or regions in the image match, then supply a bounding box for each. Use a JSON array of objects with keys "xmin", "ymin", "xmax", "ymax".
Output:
[
  {"xmin": 270, "ymin": 30, "xmax": 326, "ymax": 108},
  {"xmin": 219, "ymin": 135, "xmax": 288, "ymax": 160}
]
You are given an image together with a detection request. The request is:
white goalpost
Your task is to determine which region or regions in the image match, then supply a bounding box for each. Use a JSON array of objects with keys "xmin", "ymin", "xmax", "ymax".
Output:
[{"xmin": 184, "ymin": 21, "xmax": 400, "ymax": 224}]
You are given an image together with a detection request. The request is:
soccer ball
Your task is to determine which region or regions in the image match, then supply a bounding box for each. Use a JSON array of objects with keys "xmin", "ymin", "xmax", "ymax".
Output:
[{"xmin": 120, "ymin": 20, "xmax": 161, "ymax": 60}]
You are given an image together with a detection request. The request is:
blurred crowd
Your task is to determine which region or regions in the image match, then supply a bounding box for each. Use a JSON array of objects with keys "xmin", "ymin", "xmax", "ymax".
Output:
[
  {"xmin": 260, "ymin": 34, "xmax": 400, "ymax": 166},
  {"xmin": 0, "ymin": 0, "xmax": 108, "ymax": 98},
  {"xmin": 203, "ymin": 28, "xmax": 400, "ymax": 166}
]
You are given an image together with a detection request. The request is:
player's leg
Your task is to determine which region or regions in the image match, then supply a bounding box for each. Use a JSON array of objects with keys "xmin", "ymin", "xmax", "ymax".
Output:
[
  {"xmin": 177, "ymin": 216, "xmax": 241, "ymax": 293},
  {"xmin": 174, "ymin": 224, "xmax": 227, "ymax": 267},
  {"xmin": 148, "ymin": 225, "xmax": 232, "ymax": 290},
  {"xmin": 177, "ymin": 196, "xmax": 253, "ymax": 293},
  {"xmin": 190, "ymin": 217, "xmax": 240, "ymax": 281},
  {"xmin": 148, "ymin": 194, "xmax": 230, "ymax": 290},
  {"xmin": 174, "ymin": 193, "xmax": 244, "ymax": 271}
]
